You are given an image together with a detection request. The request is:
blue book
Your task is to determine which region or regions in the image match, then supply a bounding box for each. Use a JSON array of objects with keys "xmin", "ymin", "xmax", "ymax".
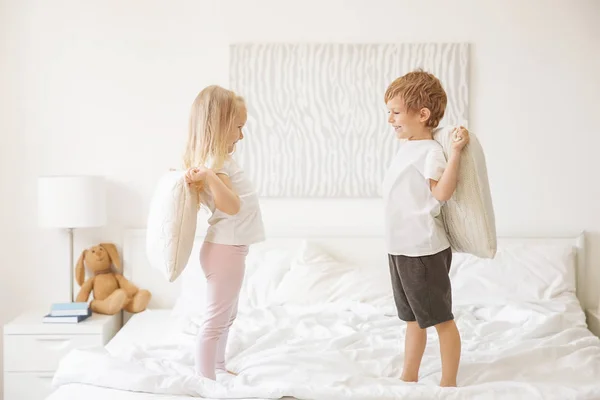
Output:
[
  {"xmin": 43, "ymin": 313, "xmax": 90, "ymax": 323},
  {"xmin": 50, "ymin": 302, "xmax": 91, "ymax": 317},
  {"xmin": 51, "ymin": 302, "xmax": 89, "ymax": 310}
]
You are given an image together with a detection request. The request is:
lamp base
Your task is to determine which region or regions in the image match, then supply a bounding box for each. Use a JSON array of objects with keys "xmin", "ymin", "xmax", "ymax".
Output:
[{"xmin": 68, "ymin": 227, "xmax": 74, "ymax": 303}]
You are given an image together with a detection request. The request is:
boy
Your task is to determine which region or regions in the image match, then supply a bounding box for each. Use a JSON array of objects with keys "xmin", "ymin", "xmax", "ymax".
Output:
[{"xmin": 382, "ymin": 69, "xmax": 469, "ymax": 387}]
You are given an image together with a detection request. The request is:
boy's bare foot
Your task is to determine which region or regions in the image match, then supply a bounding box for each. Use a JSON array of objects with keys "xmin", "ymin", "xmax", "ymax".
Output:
[{"xmin": 440, "ymin": 380, "xmax": 457, "ymax": 387}]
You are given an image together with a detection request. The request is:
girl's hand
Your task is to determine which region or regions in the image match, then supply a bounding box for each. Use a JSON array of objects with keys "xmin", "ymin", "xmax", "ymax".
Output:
[
  {"xmin": 451, "ymin": 126, "xmax": 470, "ymax": 152},
  {"xmin": 185, "ymin": 167, "xmax": 208, "ymax": 184},
  {"xmin": 185, "ymin": 167, "xmax": 210, "ymax": 192}
]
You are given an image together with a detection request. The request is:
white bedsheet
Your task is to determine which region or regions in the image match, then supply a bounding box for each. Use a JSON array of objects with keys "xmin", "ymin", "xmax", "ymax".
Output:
[
  {"xmin": 48, "ymin": 310, "xmax": 278, "ymax": 400},
  {"xmin": 50, "ymin": 294, "xmax": 600, "ymax": 400},
  {"xmin": 47, "ymin": 383, "xmax": 236, "ymax": 400}
]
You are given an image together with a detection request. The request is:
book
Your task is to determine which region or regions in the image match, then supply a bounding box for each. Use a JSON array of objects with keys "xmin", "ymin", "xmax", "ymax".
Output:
[
  {"xmin": 49, "ymin": 302, "xmax": 91, "ymax": 317},
  {"xmin": 50, "ymin": 302, "xmax": 89, "ymax": 311},
  {"xmin": 42, "ymin": 313, "xmax": 90, "ymax": 323}
]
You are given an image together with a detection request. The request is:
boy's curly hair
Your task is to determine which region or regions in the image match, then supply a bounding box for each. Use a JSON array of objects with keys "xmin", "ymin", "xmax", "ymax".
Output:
[{"xmin": 384, "ymin": 69, "xmax": 447, "ymax": 128}]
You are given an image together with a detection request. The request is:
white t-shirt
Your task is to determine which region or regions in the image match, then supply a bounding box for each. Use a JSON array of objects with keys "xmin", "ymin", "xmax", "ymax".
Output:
[
  {"xmin": 382, "ymin": 140, "xmax": 450, "ymax": 257},
  {"xmin": 201, "ymin": 158, "xmax": 266, "ymax": 246}
]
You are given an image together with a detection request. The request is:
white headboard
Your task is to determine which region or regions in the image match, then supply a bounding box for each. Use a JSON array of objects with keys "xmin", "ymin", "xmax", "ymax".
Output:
[{"xmin": 122, "ymin": 199, "xmax": 588, "ymax": 311}]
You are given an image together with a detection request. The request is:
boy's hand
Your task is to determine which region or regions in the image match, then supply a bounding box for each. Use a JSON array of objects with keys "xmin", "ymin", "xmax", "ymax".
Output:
[{"xmin": 451, "ymin": 126, "xmax": 470, "ymax": 152}]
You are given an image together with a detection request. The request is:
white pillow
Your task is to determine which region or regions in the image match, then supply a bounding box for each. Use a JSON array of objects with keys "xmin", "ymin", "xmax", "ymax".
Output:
[
  {"xmin": 239, "ymin": 245, "xmax": 297, "ymax": 310},
  {"xmin": 449, "ymin": 242, "xmax": 576, "ymax": 305},
  {"xmin": 146, "ymin": 171, "xmax": 198, "ymax": 282},
  {"xmin": 272, "ymin": 241, "xmax": 393, "ymax": 311},
  {"xmin": 433, "ymin": 125, "xmax": 497, "ymax": 259},
  {"xmin": 171, "ymin": 240, "xmax": 296, "ymax": 322}
]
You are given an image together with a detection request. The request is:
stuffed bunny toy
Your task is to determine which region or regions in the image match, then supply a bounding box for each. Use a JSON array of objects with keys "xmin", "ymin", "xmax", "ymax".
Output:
[{"xmin": 75, "ymin": 243, "xmax": 151, "ymax": 315}]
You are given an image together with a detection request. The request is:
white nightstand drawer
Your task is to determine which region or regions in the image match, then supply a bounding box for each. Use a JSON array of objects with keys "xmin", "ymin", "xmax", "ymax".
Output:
[
  {"xmin": 4, "ymin": 334, "xmax": 99, "ymax": 371},
  {"xmin": 3, "ymin": 311, "xmax": 122, "ymax": 400},
  {"xmin": 4, "ymin": 371, "xmax": 55, "ymax": 400}
]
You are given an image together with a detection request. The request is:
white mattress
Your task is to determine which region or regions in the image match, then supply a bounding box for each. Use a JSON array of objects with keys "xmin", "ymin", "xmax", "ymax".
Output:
[{"xmin": 106, "ymin": 309, "xmax": 180, "ymax": 354}]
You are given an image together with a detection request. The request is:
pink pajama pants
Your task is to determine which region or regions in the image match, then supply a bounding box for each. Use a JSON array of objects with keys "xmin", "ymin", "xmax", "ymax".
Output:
[{"xmin": 195, "ymin": 241, "xmax": 248, "ymax": 380}]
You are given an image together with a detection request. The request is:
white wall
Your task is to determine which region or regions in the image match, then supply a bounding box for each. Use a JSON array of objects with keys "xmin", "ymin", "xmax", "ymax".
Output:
[{"xmin": 1, "ymin": 0, "xmax": 599, "ymax": 395}]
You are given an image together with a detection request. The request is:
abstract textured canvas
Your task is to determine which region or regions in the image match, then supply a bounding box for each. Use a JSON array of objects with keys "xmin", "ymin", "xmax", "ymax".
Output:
[{"xmin": 229, "ymin": 43, "xmax": 469, "ymax": 197}]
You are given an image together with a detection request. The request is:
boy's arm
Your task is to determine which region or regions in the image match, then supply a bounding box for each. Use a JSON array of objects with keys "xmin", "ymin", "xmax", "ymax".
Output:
[
  {"xmin": 430, "ymin": 126, "xmax": 470, "ymax": 202},
  {"xmin": 205, "ymin": 171, "xmax": 241, "ymax": 215},
  {"xmin": 430, "ymin": 150, "xmax": 462, "ymax": 202}
]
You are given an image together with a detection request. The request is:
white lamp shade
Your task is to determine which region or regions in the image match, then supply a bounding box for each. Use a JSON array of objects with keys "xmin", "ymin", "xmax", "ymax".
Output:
[{"xmin": 38, "ymin": 176, "xmax": 107, "ymax": 228}]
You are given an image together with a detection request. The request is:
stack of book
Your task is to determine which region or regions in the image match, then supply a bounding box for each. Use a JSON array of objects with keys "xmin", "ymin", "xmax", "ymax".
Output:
[{"xmin": 43, "ymin": 302, "xmax": 92, "ymax": 323}]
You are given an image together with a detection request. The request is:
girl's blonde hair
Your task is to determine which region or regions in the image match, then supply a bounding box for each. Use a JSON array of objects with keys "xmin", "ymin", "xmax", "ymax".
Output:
[{"xmin": 183, "ymin": 85, "xmax": 246, "ymax": 171}]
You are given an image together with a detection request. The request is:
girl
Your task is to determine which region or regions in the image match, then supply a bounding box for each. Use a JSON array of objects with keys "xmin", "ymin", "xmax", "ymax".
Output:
[{"xmin": 183, "ymin": 85, "xmax": 265, "ymax": 380}]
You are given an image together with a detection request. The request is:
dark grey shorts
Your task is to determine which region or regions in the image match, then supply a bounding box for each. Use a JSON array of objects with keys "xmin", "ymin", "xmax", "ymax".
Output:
[{"xmin": 388, "ymin": 247, "xmax": 453, "ymax": 329}]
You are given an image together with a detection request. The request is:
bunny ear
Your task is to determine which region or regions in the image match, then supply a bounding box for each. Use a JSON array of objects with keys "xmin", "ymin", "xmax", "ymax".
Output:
[
  {"xmin": 100, "ymin": 243, "xmax": 122, "ymax": 273},
  {"xmin": 75, "ymin": 249, "xmax": 86, "ymax": 286}
]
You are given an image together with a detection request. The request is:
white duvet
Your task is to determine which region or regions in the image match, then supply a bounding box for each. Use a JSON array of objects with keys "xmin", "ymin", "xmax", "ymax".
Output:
[{"xmin": 51, "ymin": 242, "xmax": 600, "ymax": 400}]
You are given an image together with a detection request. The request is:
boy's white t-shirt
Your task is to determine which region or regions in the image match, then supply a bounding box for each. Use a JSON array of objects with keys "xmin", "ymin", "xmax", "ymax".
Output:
[
  {"xmin": 382, "ymin": 139, "xmax": 450, "ymax": 257},
  {"xmin": 201, "ymin": 157, "xmax": 266, "ymax": 246}
]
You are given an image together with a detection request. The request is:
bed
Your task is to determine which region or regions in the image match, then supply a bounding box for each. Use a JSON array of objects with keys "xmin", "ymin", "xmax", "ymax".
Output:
[{"xmin": 45, "ymin": 216, "xmax": 600, "ymax": 399}]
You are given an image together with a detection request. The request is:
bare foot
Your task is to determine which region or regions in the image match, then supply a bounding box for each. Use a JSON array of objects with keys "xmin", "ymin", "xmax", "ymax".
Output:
[
  {"xmin": 400, "ymin": 374, "xmax": 418, "ymax": 383},
  {"xmin": 216, "ymin": 369, "xmax": 238, "ymax": 376},
  {"xmin": 440, "ymin": 380, "xmax": 457, "ymax": 387}
]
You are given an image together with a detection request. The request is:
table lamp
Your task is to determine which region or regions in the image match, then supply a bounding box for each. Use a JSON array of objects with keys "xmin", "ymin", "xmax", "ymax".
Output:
[{"xmin": 37, "ymin": 175, "xmax": 107, "ymax": 302}]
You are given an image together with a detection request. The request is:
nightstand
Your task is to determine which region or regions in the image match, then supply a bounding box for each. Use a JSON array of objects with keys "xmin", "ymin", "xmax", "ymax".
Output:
[
  {"xmin": 586, "ymin": 308, "xmax": 600, "ymax": 338},
  {"xmin": 3, "ymin": 311, "xmax": 121, "ymax": 400}
]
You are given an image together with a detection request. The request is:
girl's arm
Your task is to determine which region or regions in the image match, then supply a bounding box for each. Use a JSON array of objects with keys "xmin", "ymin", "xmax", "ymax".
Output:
[{"xmin": 204, "ymin": 171, "xmax": 241, "ymax": 215}]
